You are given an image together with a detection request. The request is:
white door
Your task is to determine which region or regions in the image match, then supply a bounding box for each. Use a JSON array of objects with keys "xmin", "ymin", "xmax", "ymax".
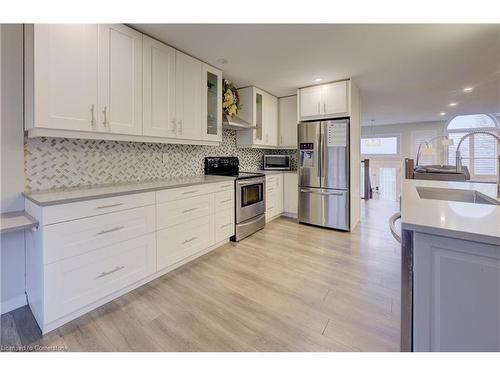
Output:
[
  {"xmin": 299, "ymin": 86, "xmax": 322, "ymax": 119},
  {"xmin": 175, "ymin": 51, "xmax": 202, "ymax": 140},
  {"xmin": 264, "ymin": 93, "xmax": 279, "ymax": 146},
  {"xmin": 322, "ymin": 81, "xmax": 348, "ymax": 117},
  {"xmin": 98, "ymin": 24, "xmax": 143, "ymax": 135},
  {"xmin": 142, "ymin": 35, "xmax": 176, "ymax": 138},
  {"xmin": 34, "ymin": 24, "xmax": 98, "ymax": 132},
  {"xmin": 279, "ymin": 96, "xmax": 297, "ymax": 147},
  {"xmin": 201, "ymin": 64, "xmax": 222, "ymax": 142}
]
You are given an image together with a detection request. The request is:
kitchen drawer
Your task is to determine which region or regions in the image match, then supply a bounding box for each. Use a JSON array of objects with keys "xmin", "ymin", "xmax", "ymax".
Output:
[
  {"xmin": 44, "ymin": 233, "xmax": 156, "ymax": 324},
  {"xmin": 215, "ymin": 190, "xmax": 234, "ymax": 211},
  {"xmin": 44, "ymin": 205, "xmax": 156, "ymax": 264},
  {"xmin": 157, "ymin": 194, "xmax": 211, "ymax": 230},
  {"xmin": 212, "ymin": 181, "xmax": 234, "ymax": 192},
  {"xmin": 157, "ymin": 216, "xmax": 214, "ymax": 270},
  {"xmin": 156, "ymin": 184, "xmax": 212, "ymax": 203},
  {"xmin": 42, "ymin": 192, "xmax": 155, "ymax": 225},
  {"xmin": 215, "ymin": 208, "xmax": 234, "ymax": 242}
]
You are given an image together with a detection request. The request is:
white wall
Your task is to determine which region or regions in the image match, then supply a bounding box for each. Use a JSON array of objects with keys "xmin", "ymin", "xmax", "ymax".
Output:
[
  {"xmin": 361, "ymin": 121, "xmax": 447, "ymax": 163},
  {"xmin": 1, "ymin": 24, "xmax": 27, "ymax": 314}
]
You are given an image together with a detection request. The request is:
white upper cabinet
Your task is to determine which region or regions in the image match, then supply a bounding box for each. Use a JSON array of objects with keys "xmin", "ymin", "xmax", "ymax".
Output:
[
  {"xmin": 279, "ymin": 95, "xmax": 297, "ymax": 148},
  {"xmin": 175, "ymin": 51, "xmax": 202, "ymax": 140},
  {"xmin": 236, "ymin": 86, "xmax": 279, "ymax": 148},
  {"xmin": 264, "ymin": 93, "xmax": 279, "ymax": 146},
  {"xmin": 202, "ymin": 64, "xmax": 222, "ymax": 142},
  {"xmin": 98, "ymin": 24, "xmax": 143, "ymax": 135},
  {"xmin": 298, "ymin": 80, "xmax": 349, "ymax": 121},
  {"xmin": 33, "ymin": 24, "xmax": 98, "ymax": 132},
  {"xmin": 298, "ymin": 85, "xmax": 322, "ymax": 119},
  {"xmin": 323, "ymin": 81, "xmax": 348, "ymax": 117},
  {"xmin": 142, "ymin": 35, "xmax": 176, "ymax": 138},
  {"xmin": 26, "ymin": 24, "xmax": 224, "ymax": 146}
]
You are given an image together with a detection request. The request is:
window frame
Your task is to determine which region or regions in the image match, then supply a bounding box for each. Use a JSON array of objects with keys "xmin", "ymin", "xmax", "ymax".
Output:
[
  {"xmin": 360, "ymin": 133, "xmax": 402, "ymax": 158},
  {"xmin": 446, "ymin": 114, "xmax": 499, "ymax": 180}
]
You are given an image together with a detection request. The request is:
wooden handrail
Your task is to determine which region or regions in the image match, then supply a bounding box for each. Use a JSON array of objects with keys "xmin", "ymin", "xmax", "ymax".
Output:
[
  {"xmin": 404, "ymin": 158, "xmax": 415, "ymax": 179},
  {"xmin": 361, "ymin": 159, "xmax": 372, "ymax": 199}
]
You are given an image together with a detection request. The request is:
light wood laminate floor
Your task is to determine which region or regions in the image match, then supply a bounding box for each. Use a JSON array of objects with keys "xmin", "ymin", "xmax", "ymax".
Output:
[{"xmin": 1, "ymin": 199, "xmax": 401, "ymax": 352}]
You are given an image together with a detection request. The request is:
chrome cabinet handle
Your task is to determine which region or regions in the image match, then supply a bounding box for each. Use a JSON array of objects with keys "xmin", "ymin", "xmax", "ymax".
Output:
[
  {"xmin": 280, "ymin": 135, "xmax": 283, "ymax": 145},
  {"xmin": 220, "ymin": 223, "xmax": 232, "ymax": 229},
  {"xmin": 323, "ymin": 103, "xmax": 326, "ymax": 113},
  {"xmin": 182, "ymin": 207, "xmax": 198, "ymax": 214},
  {"xmin": 182, "ymin": 190, "xmax": 198, "ymax": 195},
  {"xmin": 95, "ymin": 203, "xmax": 123, "ymax": 210},
  {"xmin": 96, "ymin": 226, "xmax": 124, "ymax": 236},
  {"xmin": 220, "ymin": 199, "xmax": 232, "ymax": 204},
  {"xmin": 171, "ymin": 119, "xmax": 177, "ymax": 133},
  {"xmin": 182, "ymin": 236, "xmax": 197, "ymax": 244},
  {"xmin": 96, "ymin": 265, "xmax": 124, "ymax": 279},
  {"xmin": 219, "ymin": 184, "xmax": 232, "ymax": 189},
  {"xmin": 178, "ymin": 119, "xmax": 183, "ymax": 134},
  {"xmin": 317, "ymin": 102, "xmax": 320, "ymax": 114},
  {"xmin": 91, "ymin": 104, "xmax": 96, "ymax": 126},
  {"xmin": 103, "ymin": 106, "xmax": 109, "ymax": 127}
]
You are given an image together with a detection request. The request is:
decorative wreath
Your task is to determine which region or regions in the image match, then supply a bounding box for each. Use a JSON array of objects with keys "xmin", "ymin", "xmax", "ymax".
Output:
[{"xmin": 222, "ymin": 79, "xmax": 241, "ymax": 118}]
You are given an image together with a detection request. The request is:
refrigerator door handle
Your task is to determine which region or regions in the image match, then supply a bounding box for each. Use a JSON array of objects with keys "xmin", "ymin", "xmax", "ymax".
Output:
[
  {"xmin": 318, "ymin": 127, "xmax": 322, "ymax": 179},
  {"xmin": 300, "ymin": 188, "xmax": 344, "ymax": 196}
]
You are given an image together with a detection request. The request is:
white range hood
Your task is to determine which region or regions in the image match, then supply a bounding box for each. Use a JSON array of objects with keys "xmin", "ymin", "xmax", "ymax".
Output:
[{"xmin": 222, "ymin": 113, "xmax": 255, "ymax": 130}]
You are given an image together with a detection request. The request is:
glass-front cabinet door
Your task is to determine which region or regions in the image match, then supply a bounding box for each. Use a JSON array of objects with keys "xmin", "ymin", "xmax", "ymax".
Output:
[
  {"xmin": 202, "ymin": 64, "xmax": 222, "ymax": 142},
  {"xmin": 254, "ymin": 90, "xmax": 264, "ymax": 144}
]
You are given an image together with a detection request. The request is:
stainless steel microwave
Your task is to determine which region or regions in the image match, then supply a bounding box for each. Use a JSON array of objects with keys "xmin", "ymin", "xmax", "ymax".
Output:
[{"xmin": 263, "ymin": 155, "xmax": 291, "ymax": 170}]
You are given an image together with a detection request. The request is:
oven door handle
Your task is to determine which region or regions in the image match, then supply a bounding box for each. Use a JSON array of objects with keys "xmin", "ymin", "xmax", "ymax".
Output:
[{"xmin": 236, "ymin": 178, "xmax": 265, "ymax": 186}]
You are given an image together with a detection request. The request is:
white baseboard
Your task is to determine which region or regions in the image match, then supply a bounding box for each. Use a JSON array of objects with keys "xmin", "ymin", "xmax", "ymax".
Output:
[{"xmin": 1, "ymin": 294, "xmax": 27, "ymax": 314}]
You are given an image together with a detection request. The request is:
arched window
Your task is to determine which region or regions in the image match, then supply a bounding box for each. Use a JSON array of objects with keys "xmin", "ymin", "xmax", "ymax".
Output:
[{"xmin": 447, "ymin": 114, "xmax": 499, "ymax": 180}]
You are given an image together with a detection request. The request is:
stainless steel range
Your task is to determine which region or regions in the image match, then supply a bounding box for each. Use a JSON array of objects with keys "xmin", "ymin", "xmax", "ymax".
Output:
[{"xmin": 205, "ymin": 157, "xmax": 266, "ymax": 241}]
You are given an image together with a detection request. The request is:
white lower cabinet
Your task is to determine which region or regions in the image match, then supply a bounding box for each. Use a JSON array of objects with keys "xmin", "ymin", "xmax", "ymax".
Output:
[
  {"xmin": 25, "ymin": 181, "xmax": 234, "ymax": 334},
  {"xmin": 44, "ymin": 233, "xmax": 156, "ymax": 323},
  {"xmin": 157, "ymin": 216, "xmax": 213, "ymax": 271},
  {"xmin": 283, "ymin": 173, "xmax": 298, "ymax": 217},
  {"xmin": 265, "ymin": 174, "xmax": 284, "ymax": 222},
  {"xmin": 413, "ymin": 232, "xmax": 500, "ymax": 351}
]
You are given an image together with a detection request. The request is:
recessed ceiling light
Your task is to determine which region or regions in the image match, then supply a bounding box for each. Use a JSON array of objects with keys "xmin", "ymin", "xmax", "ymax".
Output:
[
  {"xmin": 463, "ymin": 87, "xmax": 473, "ymax": 92},
  {"xmin": 449, "ymin": 102, "xmax": 457, "ymax": 107},
  {"xmin": 440, "ymin": 112, "xmax": 446, "ymax": 116},
  {"xmin": 314, "ymin": 78, "xmax": 323, "ymax": 82}
]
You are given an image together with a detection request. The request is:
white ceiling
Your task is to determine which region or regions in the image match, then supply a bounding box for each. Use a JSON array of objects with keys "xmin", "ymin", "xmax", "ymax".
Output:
[{"xmin": 132, "ymin": 24, "xmax": 500, "ymax": 126}]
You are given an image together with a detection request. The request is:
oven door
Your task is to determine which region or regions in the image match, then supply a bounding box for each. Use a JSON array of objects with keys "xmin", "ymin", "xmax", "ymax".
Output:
[{"xmin": 236, "ymin": 178, "xmax": 266, "ymax": 223}]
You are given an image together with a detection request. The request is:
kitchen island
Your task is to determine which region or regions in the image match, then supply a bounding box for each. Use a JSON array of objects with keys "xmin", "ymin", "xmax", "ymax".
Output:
[{"xmin": 399, "ymin": 179, "xmax": 500, "ymax": 352}]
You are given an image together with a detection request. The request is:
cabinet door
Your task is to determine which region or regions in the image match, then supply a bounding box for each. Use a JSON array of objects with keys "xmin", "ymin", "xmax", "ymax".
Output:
[
  {"xmin": 202, "ymin": 64, "xmax": 222, "ymax": 142},
  {"xmin": 142, "ymin": 36, "xmax": 176, "ymax": 138},
  {"xmin": 253, "ymin": 88, "xmax": 265, "ymax": 145},
  {"xmin": 279, "ymin": 96, "xmax": 298, "ymax": 147},
  {"xmin": 34, "ymin": 24, "xmax": 98, "ymax": 132},
  {"xmin": 175, "ymin": 51, "xmax": 202, "ymax": 140},
  {"xmin": 283, "ymin": 173, "xmax": 298, "ymax": 215},
  {"xmin": 264, "ymin": 93, "xmax": 279, "ymax": 146},
  {"xmin": 322, "ymin": 81, "xmax": 348, "ymax": 117},
  {"xmin": 276, "ymin": 173, "xmax": 284, "ymax": 213},
  {"xmin": 299, "ymin": 85, "xmax": 322, "ymax": 119},
  {"xmin": 98, "ymin": 24, "xmax": 143, "ymax": 135}
]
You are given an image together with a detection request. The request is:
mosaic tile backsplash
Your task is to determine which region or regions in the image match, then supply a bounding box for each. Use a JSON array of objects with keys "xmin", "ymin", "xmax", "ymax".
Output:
[{"xmin": 25, "ymin": 129, "xmax": 297, "ymax": 191}]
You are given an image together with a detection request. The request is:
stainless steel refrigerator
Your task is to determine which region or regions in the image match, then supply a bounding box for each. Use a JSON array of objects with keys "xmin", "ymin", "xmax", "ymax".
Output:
[{"xmin": 298, "ymin": 119, "xmax": 350, "ymax": 230}]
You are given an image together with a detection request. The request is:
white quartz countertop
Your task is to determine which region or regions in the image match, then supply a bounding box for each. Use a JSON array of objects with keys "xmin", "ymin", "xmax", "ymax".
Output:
[
  {"xmin": 401, "ymin": 179, "xmax": 500, "ymax": 245},
  {"xmin": 23, "ymin": 175, "xmax": 236, "ymax": 206}
]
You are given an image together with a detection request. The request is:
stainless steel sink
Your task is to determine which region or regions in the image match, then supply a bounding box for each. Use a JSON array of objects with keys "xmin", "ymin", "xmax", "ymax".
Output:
[{"xmin": 416, "ymin": 186, "xmax": 499, "ymax": 205}]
